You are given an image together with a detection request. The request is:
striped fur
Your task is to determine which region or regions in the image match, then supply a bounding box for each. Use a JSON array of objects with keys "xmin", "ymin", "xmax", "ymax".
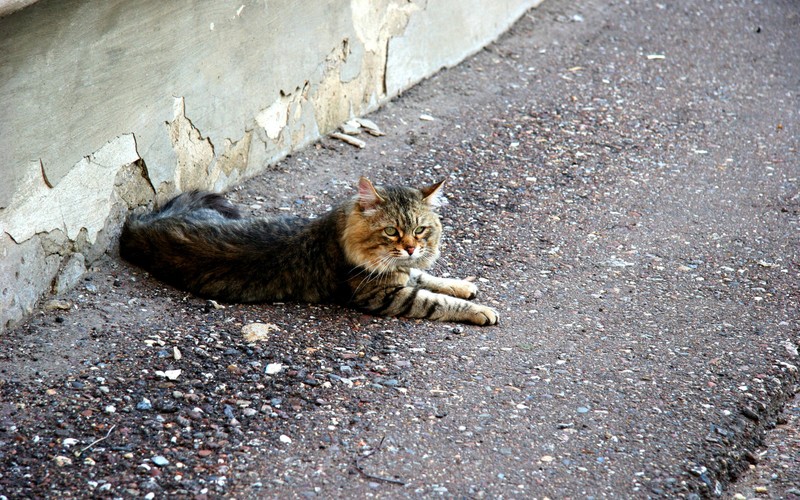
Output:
[{"xmin": 120, "ymin": 177, "xmax": 498, "ymax": 326}]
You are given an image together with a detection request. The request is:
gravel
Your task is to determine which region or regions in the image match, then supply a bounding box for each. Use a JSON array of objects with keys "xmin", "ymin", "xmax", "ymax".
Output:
[{"xmin": 1, "ymin": 0, "xmax": 798, "ymax": 497}]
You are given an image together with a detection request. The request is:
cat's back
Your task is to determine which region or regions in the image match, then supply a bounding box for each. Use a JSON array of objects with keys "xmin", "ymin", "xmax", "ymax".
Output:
[{"xmin": 119, "ymin": 190, "xmax": 350, "ymax": 303}]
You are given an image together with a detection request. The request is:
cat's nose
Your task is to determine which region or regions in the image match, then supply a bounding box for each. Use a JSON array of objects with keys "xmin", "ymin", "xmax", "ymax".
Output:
[{"xmin": 406, "ymin": 246, "xmax": 416, "ymax": 255}]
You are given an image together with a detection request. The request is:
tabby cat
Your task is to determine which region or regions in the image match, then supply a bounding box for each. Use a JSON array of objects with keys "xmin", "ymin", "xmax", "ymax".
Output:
[{"xmin": 119, "ymin": 177, "xmax": 498, "ymax": 326}]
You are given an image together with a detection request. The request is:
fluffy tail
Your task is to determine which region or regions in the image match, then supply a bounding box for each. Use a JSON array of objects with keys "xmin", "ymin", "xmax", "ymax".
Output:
[
  {"xmin": 119, "ymin": 190, "xmax": 240, "ymax": 268},
  {"xmin": 141, "ymin": 190, "xmax": 241, "ymax": 222}
]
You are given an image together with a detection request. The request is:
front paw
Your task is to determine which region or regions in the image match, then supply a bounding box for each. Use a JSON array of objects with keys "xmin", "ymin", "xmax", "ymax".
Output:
[
  {"xmin": 449, "ymin": 280, "xmax": 478, "ymax": 300},
  {"xmin": 469, "ymin": 305, "xmax": 499, "ymax": 326}
]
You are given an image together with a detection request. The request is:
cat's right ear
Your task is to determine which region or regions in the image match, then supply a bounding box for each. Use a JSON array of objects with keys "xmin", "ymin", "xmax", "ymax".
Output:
[
  {"xmin": 357, "ymin": 176, "xmax": 384, "ymax": 211},
  {"xmin": 421, "ymin": 179, "xmax": 446, "ymax": 207}
]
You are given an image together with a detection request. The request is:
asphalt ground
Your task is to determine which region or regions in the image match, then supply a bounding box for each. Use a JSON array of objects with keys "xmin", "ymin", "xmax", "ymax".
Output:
[{"xmin": 0, "ymin": 0, "xmax": 798, "ymax": 498}]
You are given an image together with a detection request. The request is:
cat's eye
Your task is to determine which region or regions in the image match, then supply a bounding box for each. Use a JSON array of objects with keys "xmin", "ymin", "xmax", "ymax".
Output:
[
  {"xmin": 384, "ymin": 227, "xmax": 398, "ymax": 236},
  {"xmin": 414, "ymin": 226, "xmax": 426, "ymax": 235}
]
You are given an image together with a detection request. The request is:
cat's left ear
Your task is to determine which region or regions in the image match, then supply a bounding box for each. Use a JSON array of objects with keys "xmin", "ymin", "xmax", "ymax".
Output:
[
  {"xmin": 421, "ymin": 179, "xmax": 446, "ymax": 207},
  {"xmin": 357, "ymin": 176, "xmax": 384, "ymax": 211}
]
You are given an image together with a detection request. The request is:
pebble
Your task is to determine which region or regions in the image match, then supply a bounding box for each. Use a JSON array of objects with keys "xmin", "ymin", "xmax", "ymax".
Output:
[
  {"xmin": 375, "ymin": 377, "xmax": 399, "ymax": 387},
  {"xmin": 53, "ymin": 456, "xmax": 73, "ymax": 467},
  {"xmin": 242, "ymin": 322, "xmax": 280, "ymax": 342},
  {"xmin": 156, "ymin": 369, "xmax": 181, "ymax": 380},
  {"xmin": 155, "ymin": 401, "xmax": 177, "ymax": 413},
  {"xmin": 206, "ymin": 299, "xmax": 225, "ymax": 310},
  {"xmin": 331, "ymin": 132, "xmax": 366, "ymax": 148},
  {"xmin": 279, "ymin": 434, "xmax": 292, "ymax": 444},
  {"xmin": 62, "ymin": 438, "xmax": 79, "ymax": 448},
  {"xmin": 44, "ymin": 299, "xmax": 72, "ymax": 311},
  {"xmin": 136, "ymin": 398, "xmax": 153, "ymax": 411},
  {"xmin": 265, "ymin": 363, "xmax": 283, "ymax": 375},
  {"xmin": 741, "ymin": 406, "xmax": 760, "ymax": 422},
  {"xmin": 355, "ymin": 117, "xmax": 385, "ymax": 136},
  {"xmin": 340, "ymin": 120, "xmax": 361, "ymax": 135},
  {"xmin": 151, "ymin": 456, "xmax": 169, "ymax": 467},
  {"xmin": 577, "ymin": 406, "xmax": 590, "ymax": 414}
]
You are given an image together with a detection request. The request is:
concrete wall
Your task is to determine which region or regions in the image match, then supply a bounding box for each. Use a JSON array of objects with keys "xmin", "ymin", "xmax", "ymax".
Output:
[{"xmin": 0, "ymin": 0, "xmax": 542, "ymax": 331}]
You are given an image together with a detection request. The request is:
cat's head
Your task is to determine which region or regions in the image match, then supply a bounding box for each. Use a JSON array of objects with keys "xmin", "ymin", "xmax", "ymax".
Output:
[{"xmin": 342, "ymin": 177, "xmax": 445, "ymax": 273}]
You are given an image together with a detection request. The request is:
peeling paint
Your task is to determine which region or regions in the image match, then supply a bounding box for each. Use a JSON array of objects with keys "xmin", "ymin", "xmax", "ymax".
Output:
[
  {"xmin": 168, "ymin": 97, "xmax": 216, "ymax": 193},
  {"xmin": 256, "ymin": 94, "xmax": 291, "ymax": 141},
  {"xmin": 217, "ymin": 131, "xmax": 253, "ymax": 177},
  {"xmin": 3, "ymin": 134, "xmax": 142, "ymax": 244},
  {"xmin": 351, "ymin": 0, "xmax": 421, "ymax": 53}
]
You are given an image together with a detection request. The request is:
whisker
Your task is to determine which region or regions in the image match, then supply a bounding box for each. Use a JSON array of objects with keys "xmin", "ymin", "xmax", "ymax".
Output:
[{"xmin": 352, "ymin": 254, "xmax": 394, "ymax": 297}]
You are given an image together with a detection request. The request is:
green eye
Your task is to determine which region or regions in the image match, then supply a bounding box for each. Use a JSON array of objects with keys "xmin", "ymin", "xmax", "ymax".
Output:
[
  {"xmin": 414, "ymin": 226, "xmax": 426, "ymax": 235},
  {"xmin": 384, "ymin": 227, "xmax": 398, "ymax": 236}
]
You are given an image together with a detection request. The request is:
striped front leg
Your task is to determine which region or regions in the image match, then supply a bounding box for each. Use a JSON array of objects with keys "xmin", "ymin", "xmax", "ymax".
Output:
[
  {"xmin": 356, "ymin": 284, "xmax": 498, "ymax": 326},
  {"xmin": 409, "ymin": 269, "xmax": 479, "ymax": 299}
]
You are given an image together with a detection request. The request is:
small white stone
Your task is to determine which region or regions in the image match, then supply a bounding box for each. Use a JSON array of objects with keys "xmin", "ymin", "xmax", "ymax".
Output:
[
  {"xmin": 156, "ymin": 369, "xmax": 182, "ymax": 380},
  {"xmin": 355, "ymin": 117, "xmax": 385, "ymax": 136},
  {"xmin": 279, "ymin": 434, "xmax": 292, "ymax": 444},
  {"xmin": 62, "ymin": 438, "xmax": 79, "ymax": 448},
  {"xmin": 242, "ymin": 323, "xmax": 280, "ymax": 342},
  {"xmin": 265, "ymin": 363, "xmax": 283, "ymax": 375}
]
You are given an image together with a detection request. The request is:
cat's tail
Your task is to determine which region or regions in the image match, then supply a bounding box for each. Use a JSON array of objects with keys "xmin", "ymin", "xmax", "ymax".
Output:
[
  {"xmin": 119, "ymin": 190, "xmax": 240, "ymax": 267},
  {"xmin": 146, "ymin": 190, "xmax": 241, "ymax": 221}
]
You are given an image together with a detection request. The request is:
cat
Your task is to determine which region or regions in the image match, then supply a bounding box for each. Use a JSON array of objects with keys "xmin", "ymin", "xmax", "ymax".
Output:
[{"xmin": 119, "ymin": 177, "xmax": 498, "ymax": 326}]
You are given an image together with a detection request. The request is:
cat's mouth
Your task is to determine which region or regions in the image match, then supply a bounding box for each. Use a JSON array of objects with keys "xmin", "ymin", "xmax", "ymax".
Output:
[{"xmin": 392, "ymin": 249, "xmax": 435, "ymax": 269}]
